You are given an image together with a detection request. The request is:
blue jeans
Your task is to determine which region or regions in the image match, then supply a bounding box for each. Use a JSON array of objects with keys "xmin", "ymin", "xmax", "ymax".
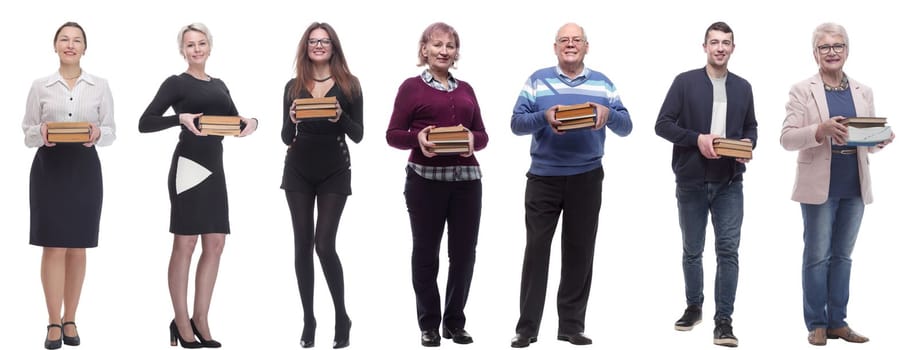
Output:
[
  {"xmin": 801, "ymin": 198, "xmax": 864, "ymax": 331},
  {"xmin": 676, "ymin": 180, "xmax": 743, "ymax": 321}
]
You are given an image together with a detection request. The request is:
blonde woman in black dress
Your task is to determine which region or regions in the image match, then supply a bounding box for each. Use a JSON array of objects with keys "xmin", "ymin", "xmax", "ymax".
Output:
[
  {"xmin": 22, "ymin": 21, "xmax": 115, "ymax": 350},
  {"xmin": 139, "ymin": 22, "xmax": 258, "ymax": 348}
]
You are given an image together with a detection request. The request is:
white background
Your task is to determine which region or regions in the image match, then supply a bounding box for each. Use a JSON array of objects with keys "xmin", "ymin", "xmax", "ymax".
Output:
[{"xmin": 1, "ymin": 1, "xmax": 912, "ymax": 349}]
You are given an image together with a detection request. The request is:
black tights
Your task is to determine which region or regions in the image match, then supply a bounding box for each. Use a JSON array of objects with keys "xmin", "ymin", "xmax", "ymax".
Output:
[{"xmin": 286, "ymin": 191, "xmax": 350, "ymax": 342}]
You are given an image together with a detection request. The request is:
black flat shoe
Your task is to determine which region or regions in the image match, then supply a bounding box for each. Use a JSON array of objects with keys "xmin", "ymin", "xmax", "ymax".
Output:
[
  {"xmin": 190, "ymin": 318, "xmax": 221, "ymax": 348},
  {"xmin": 557, "ymin": 332, "xmax": 592, "ymax": 345},
  {"xmin": 442, "ymin": 327, "xmax": 473, "ymax": 344},
  {"xmin": 170, "ymin": 320, "xmax": 203, "ymax": 348},
  {"xmin": 62, "ymin": 321, "xmax": 80, "ymax": 346},
  {"xmin": 421, "ymin": 329, "xmax": 441, "ymax": 347},
  {"xmin": 332, "ymin": 318, "xmax": 351, "ymax": 349},
  {"xmin": 511, "ymin": 334, "xmax": 537, "ymax": 348},
  {"xmin": 45, "ymin": 324, "xmax": 62, "ymax": 350}
]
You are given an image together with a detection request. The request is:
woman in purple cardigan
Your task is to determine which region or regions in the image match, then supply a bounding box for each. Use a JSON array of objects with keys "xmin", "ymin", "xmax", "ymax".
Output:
[{"xmin": 385, "ymin": 22, "xmax": 488, "ymax": 348}]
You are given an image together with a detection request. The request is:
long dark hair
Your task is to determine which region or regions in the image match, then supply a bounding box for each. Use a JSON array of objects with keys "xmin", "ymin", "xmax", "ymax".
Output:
[{"xmin": 289, "ymin": 22, "xmax": 360, "ymax": 102}]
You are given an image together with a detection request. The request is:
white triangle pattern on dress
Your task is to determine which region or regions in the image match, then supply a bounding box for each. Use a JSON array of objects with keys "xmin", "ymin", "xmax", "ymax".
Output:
[{"xmin": 175, "ymin": 156, "xmax": 212, "ymax": 195}]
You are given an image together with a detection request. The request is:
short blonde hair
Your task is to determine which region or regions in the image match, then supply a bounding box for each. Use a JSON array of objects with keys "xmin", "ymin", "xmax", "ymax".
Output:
[{"xmin": 177, "ymin": 22, "xmax": 212, "ymax": 55}]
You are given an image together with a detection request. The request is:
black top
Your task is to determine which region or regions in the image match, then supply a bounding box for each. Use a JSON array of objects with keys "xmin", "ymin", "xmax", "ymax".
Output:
[
  {"xmin": 281, "ymin": 78, "xmax": 363, "ymax": 145},
  {"xmin": 139, "ymin": 73, "xmax": 239, "ymax": 139}
]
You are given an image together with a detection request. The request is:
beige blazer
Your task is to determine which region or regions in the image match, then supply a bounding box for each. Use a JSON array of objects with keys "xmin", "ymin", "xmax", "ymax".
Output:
[{"xmin": 780, "ymin": 74, "xmax": 882, "ymax": 205}]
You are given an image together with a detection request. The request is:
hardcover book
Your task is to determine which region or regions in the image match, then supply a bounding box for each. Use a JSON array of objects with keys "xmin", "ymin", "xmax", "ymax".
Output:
[
  {"xmin": 556, "ymin": 117, "xmax": 595, "ymax": 131},
  {"xmin": 556, "ymin": 103, "xmax": 596, "ymax": 121},
  {"xmin": 713, "ymin": 138, "xmax": 753, "ymax": 159},
  {"xmin": 47, "ymin": 121, "xmax": 91, "ymax": 143},
  {"xmin": 428, "ymin": 125, "xmax": 469, "ymax": 143},
  {"xmin": 199, "ymin": 115, "xmax": 242, "ymax": 136},
  {"xmin": 293, "ymin": 97, "xmax": 337, "ymax": 120}
]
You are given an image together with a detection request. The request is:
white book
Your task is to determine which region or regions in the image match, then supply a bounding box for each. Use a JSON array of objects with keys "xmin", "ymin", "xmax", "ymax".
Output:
[{"xmin": 846, "ymin": 126, "xmax": 892, "ymax": 146}]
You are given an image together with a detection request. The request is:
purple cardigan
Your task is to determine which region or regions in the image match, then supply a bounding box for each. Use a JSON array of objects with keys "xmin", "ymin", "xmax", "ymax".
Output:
[{"xmin": 386, "ymin": 76, "xmax": 488, "ymax": 166}]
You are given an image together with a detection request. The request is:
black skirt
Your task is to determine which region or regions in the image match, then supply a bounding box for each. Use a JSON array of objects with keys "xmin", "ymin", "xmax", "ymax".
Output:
[
  {"xmin": 167, "ymin": 136, "xmax": 230, "ymax": 235},
  {"xmin": 29, "ymin": 144, "xmax": 103, "ymax": 248}
]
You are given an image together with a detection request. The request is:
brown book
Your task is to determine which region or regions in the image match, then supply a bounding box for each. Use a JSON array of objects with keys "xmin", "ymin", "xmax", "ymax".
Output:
[
  {"xmin": 294, "ymin": 97, "xmax": 337, "ymax": 106},
  {"xmin": 295, "ymin": 108, "xmax": 337, "ymax": 119},
  {"xmin": 714, "ymin": 147, "xmax": 752, "ymax": 159},
  {"xmin": 295, "ymin": 103, "xmax": 337, "ymax": 110},
  {"xmin": 840, "ymin": 117, "xmax": 886, "ymax": 127},
  {"xmin": 431, "ymin": 144, "xmax": 470, "ymax": 154},
  {"xmin": 47, "ymin": 122, "xmax": 91, "ymax": 143},
  {"xmin": 200, "ymin": 115, "xmax": 241, "ymax": 125},
  {"xmin": 713, "ymin": 138, "xmax": 753, "ymax": 159},
  {"xmin": 199, "ymin": 115, "xmax": 241, "ymax": 136},
  {"xmin": 48, "ymin": 133, "xmax": 92, "ymax": 143},
  {"xmin": 556, "ymin": 103, "xmax": 596, "ymax": 121},
  {"xmin": 428, "ymin": 125, "xmax": 469, "ymax": 143},
  {"xmin": 556, "ymin": 117, "xmax": 595, "ymax": 131}
]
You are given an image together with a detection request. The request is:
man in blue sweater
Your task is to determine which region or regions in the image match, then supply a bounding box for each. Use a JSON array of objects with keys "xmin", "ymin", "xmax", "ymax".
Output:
[
  {"xmin": 655, "ymin": 22, "xmax": 757, "ymax": 348},
  {"xmin": 509, "ymin": 22, "xmax": 632, "ymax": 348}
]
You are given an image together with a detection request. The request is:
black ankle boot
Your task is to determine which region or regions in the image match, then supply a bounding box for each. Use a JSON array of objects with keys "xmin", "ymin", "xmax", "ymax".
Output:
[{"xmin": 333, "ymin": 318, "xmax": 351, "ymax": 349}]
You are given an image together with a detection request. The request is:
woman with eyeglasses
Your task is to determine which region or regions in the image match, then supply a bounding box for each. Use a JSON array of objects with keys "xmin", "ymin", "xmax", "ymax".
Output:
[
  {"xmin": 780, "ymin": 22, "xmax": 894, "ymax": 346},
  {"xmin": 386, "ymin": 22, "xmax": 488, "ymax": 347},
  {"xmin": 281, "ymin": 22, "xmax": 362, "ymax": 349},
  {"xmin": 22, "ymin": 21, "xmax": 115, "ymax": 350}
]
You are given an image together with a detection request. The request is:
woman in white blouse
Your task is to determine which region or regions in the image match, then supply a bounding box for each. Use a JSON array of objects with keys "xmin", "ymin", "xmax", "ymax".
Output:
[{"xmin": 21, "ymin": 21, "xmax": 115, "ymax": 350}]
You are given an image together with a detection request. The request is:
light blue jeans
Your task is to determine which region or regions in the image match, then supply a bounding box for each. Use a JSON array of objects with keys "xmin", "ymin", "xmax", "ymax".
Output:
[
  {"xmin": 676, "ymin": 180, "xmax": 743, "ymax": 321},
  {"xmin": 801, "ymin": 198, "xmax": 864, "ymax": 330}
]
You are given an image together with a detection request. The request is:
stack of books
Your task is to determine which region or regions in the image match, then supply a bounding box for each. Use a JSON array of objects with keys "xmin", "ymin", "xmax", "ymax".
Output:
[
  {"xmin": 428, "ymin": 125, "xmax": 470, "ymax": 154},
  {"xmin": 841, "ymin": 117, "xmax": 892, "ymax": 146},
  {"xmin": 47, "ymin": 121, "xmax": 91, "ymax": 143},
  {"xmin": 199, "ymin": 115, "xmax": 242, "ymax": 136},
  {"xmin": 713, "ymin": 138, "xmax": 753, "ymax": 159},
  {"xmin": 555, "ymin": 103, "xmax": 596, "ymax": 131},
  {"xmin": 293, "ymin": 97, "xmax": 337, "ymax": 120}
]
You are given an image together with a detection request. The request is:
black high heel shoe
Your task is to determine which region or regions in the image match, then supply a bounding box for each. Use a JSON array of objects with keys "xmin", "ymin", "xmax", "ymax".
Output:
[
  {"xmin": 333, "ymin": 318, "xmax": 351, "ymax": 349},
  {"xmin": 170, "ymin": 320, "xmax": 202, "ymax": 348},
  {"xmin": 62, "ymin": 321, "xmax": 80, "ymax": 346},
  {"xmin": 190, "ymin": 318, "xmax": 222, "ymax": 348},
  {"xmin": 300, "ymin": 325, "xmax": 316, "ymax": 348},
  {"xmin": 45, "ymin": 324, "xmax": 62, "ymax": 350}
]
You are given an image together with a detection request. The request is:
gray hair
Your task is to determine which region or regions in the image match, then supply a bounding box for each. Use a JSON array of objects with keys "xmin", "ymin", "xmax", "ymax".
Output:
[
  {"xmin": 812, "ymin": 22, "xmax": 848, "ymax": 51},
  {"xmin": 177, "ymin": 22, "xmax": 213, "ymax": 55}
]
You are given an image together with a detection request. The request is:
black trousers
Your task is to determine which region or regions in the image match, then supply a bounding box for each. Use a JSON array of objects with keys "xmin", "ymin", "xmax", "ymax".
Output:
[
  {"xmin": 515, "ymin": 167, "xmax": 603, "ymax": 336},
  {"xmin": 404, "ymin": 170, "xmax": 482, "ymax": 331}
]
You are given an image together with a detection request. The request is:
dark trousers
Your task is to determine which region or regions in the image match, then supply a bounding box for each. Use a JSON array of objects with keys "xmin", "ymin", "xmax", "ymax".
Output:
[
  {"xmin": 404, "ymin": 170, "xmax": 482, "ymax": 331},
  {"xmin": 515, "ymin": 167, "xmax": 603, "ymax": 336}
]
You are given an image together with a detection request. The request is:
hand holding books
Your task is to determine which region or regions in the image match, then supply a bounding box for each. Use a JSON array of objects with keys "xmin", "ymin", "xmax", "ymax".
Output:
[
  {"xmin": 550, "ymin": 103, "xmax": 607, "ymax": 133},
  {"xmin": 43, "ymin": 121, "xmax": 99, "ymax": 147},
  {"xmin": 419, "ymin": 125, "xmax": 473, "ymax": 157},
  {"xmin": 293, "ymin": 97, "xmax": 340, "ymax": 122},
  {"xmin": 839, "ymin": 117, "xmax": 892, "ymax": 147}
]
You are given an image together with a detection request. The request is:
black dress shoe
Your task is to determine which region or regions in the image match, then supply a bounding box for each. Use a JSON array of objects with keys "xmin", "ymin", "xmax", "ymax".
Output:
[
  {"xmin": 558, "ymin": 332, "xmax": 592, "ymax": 345},
  {"xmin": 511, "ymin": 334, "xmax": 537, "ymax": 348},
  {"xmin": 421, "ymin": 329, "xmax": 441, "ymax": 347},
  {"xmin": 442, "ymin": 327, "xmax": 473, "ymax": 344},
  {"xmin": 45, "ymin": 324, "xmax": 63, "ymax": 350},
  {"xmin": 62, "ymin": 321, "xmax": 80, "ymax": 346}
]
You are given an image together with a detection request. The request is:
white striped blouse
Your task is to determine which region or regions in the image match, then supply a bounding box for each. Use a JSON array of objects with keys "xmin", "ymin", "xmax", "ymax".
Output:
[{"xmin": 21, "ymin": 70, "xmax": 115, "ymax": 147}]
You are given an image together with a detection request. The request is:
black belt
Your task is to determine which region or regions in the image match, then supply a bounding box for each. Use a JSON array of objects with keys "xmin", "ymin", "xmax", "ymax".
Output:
[{"xmin": 832, "ymin": 149, "xmax": 857, "ymax": 155}]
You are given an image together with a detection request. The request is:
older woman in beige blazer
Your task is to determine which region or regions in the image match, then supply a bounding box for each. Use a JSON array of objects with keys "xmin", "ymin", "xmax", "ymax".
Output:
[{"xmin": 781, "ymin": 22, "xmax": 894, "ymax": 346}]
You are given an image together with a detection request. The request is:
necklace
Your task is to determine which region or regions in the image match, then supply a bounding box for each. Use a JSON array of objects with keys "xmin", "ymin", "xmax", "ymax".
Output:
[
  {"xmin": 314, "ymin": 75, "xmax": 332, "ymax": 82},
  {"xmin": 824, "ymin": 75, "xmax": 849, "ymax": 92}
]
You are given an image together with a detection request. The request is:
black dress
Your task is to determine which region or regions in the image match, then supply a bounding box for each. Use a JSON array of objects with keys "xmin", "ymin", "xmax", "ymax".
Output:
[
  {"xmin": 139, "ymin": 73, "xmax": 238, "ymax": 235},
  {"xmin": 280, "ymin": 80, "xmax": 363, "ymax": 195}
]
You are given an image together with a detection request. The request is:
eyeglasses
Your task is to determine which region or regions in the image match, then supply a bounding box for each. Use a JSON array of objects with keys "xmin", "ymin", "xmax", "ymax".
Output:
[
  {"xmin": 307, "ymin": 38, "xmax": 332, "ymax": 47},
  {"xmin": 556, "ymin": 37, "xmax": 585, "ymax": 46},
  {"xmin": 817, "ymin": 43, "xmax": 846, "ymax": 54}
]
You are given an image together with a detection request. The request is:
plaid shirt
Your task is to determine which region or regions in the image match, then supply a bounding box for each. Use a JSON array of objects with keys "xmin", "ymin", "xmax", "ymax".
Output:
[{"xmin": 408, "ymin": 162, "xmax": 481, "ymax": 182}]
